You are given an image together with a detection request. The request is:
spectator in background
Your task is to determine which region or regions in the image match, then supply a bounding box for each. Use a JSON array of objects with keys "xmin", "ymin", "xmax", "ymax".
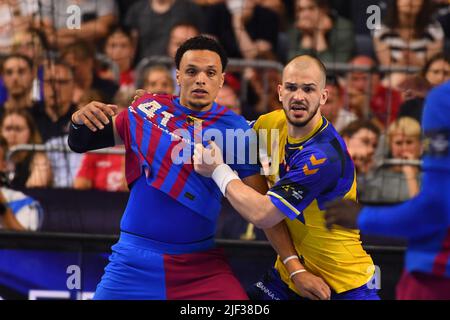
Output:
[
  {"xmin": 341, "ymin": 120, "xmax": 380, "ymax": 177},
  {"xmin": 32, "ymin": 60, "xmax": 77, "ymax": 143},
  {"xmin": 60, "ymin": 40, "xmax": 119, "ymax": 104},
  {"xmin": 359, "ymin": 117, "xmax": 422, "ymax": 203},
  {"xmin": 320, "ymin": 76, "xmax": 357, "ymax": 132},
  {"xmin": 0, "ymin": 0, "xmax": 39, "ymax": 54},
  {"xmin": 141, "ymin": 65, "xmax": 174, "ymax": 95},
  {"xmin": 41, "ymin": 0, "xmax": 117, "ymax": 49},
  {"xmin": 421, "ymin": 52, "xmax": 450, "ymax": 87},
  {"xmin": 228, "ymin": 0, "xmax": 281, "ymax": 60},
  {"xmin": 32, "ymin": 60, "xmax": 82, "ymax": 188},
  {"xmin": 397, "ymin": 74, "xmax": 432, "ymax": 123},
  {"xmin": 288, "ymin": 0, "xmax": 354, "ymax": 63},
  {"xmin": 11, "ymin": 28, "xmax": 47, "ymax": 103},
  {"xmin": 343, "ymin": 55, "xmax": 403, "ymax": 129},
  {"xmin": 0, "ymin": 109, "xmax": 52, "ymax": 189},
  {"xmin": 102, "ymin": 26, "xmax": 136, "ymax": 90},
  {"xmin": 165, "ymin": 22, "xmax": 200, "ymax": 93},
  {"xmin": 167, "ymin": 22, "xmax": 200, "ymax": 61},
  {"xmin": 244, "ymin": 52, "xmax": 282, "ymax": 118},
  {"xmin": 0, "ymin": 54, "xmax": 38, "ymax": 117},
  {"xmin": 215, "ymin": 83, "xmax": 241, "ymax": 115},
  {"xmin": 201, "ymin": 0, "xmax": 282, "ymax": 59},
  {"xmin": 73, "ymin": 147, "xmax": 127, "ymax": 192},
  {"xmin": 0, "ymin": 136, "xmax": 43, "ymax": 231},
  {"xmin": 373, "ymin": 0, "xmax": 444, "ymax": 88},
  {"xmin": 125, "ymin": 0, "xmax": 204, "ymax": 61}
]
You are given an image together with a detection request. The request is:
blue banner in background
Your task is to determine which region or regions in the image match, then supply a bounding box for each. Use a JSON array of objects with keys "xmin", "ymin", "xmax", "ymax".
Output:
[{"xmin": 0, "ymin": 249, "xmax": 109, "ymax": 300}]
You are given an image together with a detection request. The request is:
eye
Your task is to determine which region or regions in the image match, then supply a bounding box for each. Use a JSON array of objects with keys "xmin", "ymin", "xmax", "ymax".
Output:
[
  {"xmin": 285, "ymin": 84, "xmax": 297, "ymax": 92},
  {"xmin": 303, "ymin": 86, "xmax": 313, "ymax": 93},
  {"xmin": 186, "ymin": 68, "xmax": 196, "ymax": 76},
  {"xmin": 207, "ymin": 70, "xmax": 216, "ymax": 77}
]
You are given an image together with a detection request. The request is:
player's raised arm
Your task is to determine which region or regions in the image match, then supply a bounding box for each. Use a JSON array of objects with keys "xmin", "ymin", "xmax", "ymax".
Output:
[{"xmin": 68, "ymin": 101, "xmax": 121, "ymax": 153}]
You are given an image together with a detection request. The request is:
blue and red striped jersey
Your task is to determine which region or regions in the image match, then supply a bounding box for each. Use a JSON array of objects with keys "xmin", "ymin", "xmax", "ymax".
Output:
[{"xmin": 115, "ymin": 93, "xmax": 259, "ymax": 223}]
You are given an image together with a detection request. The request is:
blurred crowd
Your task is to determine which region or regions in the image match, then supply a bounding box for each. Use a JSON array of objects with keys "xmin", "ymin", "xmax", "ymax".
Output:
[{"xmin": 0, "ymin": 0, "xmax": 448, "ymax": 233}]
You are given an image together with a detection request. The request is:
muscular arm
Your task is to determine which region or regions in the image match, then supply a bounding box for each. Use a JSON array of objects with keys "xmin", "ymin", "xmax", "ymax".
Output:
[
  {"xmin": 240, "ymin": 174, "xmax": 303, "ymax": 262},
  {"xmin": 225, "ymin": 179, "xmax": 285, "ymax": 229}
]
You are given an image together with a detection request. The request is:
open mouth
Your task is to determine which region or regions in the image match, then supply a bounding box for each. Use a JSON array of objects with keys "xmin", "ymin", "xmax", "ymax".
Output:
[
  {"xmin": 289, "ymin": 104, "xmax": 308, "ymax": 117},
  {"xmin": 290, "ymin": 103, "xmax": 307, "ymax": 111}
]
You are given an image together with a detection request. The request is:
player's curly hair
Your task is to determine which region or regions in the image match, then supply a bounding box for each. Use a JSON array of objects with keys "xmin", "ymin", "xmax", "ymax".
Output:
[{"xmin": 174, "ymin": 35, "xmax": 228, "ymax": 71}]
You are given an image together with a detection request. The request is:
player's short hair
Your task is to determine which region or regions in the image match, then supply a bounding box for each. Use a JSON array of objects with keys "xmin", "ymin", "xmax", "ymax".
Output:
[
  {"xmin": 286, "ymin": 54, "xmax": 327, "ymax": 87},
  {"xmin": 174, "ymin": 35, "xmax": 228, "ymax": 71}
]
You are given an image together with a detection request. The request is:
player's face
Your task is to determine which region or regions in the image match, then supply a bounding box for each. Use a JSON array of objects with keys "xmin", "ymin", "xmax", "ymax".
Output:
[
  {"xmin": 177, "ymin": 50, "xmax": 224, "ymax": 111},
  {"xmin": 278, "ymin": 63, "xmax": 327, "ymax": 127}
]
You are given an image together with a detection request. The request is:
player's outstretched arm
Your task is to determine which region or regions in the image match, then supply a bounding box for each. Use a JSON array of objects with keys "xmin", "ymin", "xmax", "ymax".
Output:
[{"xmin": 68, "ymin": 101, "xmax": 122, "ymax": 153}]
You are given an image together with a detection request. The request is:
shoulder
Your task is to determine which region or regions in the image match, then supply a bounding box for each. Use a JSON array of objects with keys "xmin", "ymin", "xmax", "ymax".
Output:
[
  {"xmin": 307, "ymin": 126, "xmax": 350, "ymax": 166},
  {"xmin": 253, "ymin": 109, "xmax": 286, "ymax": 131},
  {"xmin": 130, "ymin": 93, "xmax": 172, "ymax": 109},
  {"xmin": 215, "ymin": 107, "xmax": 253, "ymax": 131},
  {"xmin": 373, "ymin": 24, "xmax": 393, "ymax": 39}
]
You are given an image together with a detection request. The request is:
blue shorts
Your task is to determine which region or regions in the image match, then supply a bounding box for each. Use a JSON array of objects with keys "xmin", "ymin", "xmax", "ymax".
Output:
[
  {"xmin": 247, "ymin": 268, "xmax": 380, "ymax": 300},
  {"xmin": 94, "ymin": 232, "xmax": 248, "ymax": 300}
]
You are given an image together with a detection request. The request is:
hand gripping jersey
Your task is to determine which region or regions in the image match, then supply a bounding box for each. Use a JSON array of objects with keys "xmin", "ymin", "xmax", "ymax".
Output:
[{"xmin": 253, "ymin": 110, "xmax": 374, "ymax": 294}]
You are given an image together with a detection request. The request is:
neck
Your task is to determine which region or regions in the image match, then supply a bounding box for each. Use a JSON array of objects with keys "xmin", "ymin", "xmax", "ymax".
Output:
[
  {"xmin": 179, "ymin": 97, "xmax": 213, "ymax": 113},
  {"xmin": 5, "ymin": 94, "xmax": 32, "ymax": 110},
  {"xmin": 398, "ymin": 12, "xmax": 416, "ymax": 29},
  {"xmin": 288, "ymin": 112, "xmax": 323, "ymax": 140},
  {"xmin": 45, "ymin": 103, "xmax": 70, "ymax": 122},
  {"xmin": 118, "ymin": 59, "xmax": 131, "ymax": 73}
]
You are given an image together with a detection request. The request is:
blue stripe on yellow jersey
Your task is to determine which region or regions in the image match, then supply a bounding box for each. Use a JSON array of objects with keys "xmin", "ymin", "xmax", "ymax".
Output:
[{"xmin": 253, "ymin": 109, "xmax": 374, "ymax": 294}]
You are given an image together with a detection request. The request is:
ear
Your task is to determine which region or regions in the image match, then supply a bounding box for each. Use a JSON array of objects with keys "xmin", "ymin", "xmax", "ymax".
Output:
[
  {"xmin": 277, "ymin": 84, "xmax": 282, "ymax": 102},
  {"xmin": 320, "ymin": 88, "xmax": 329, "ymax": 106},
  {"xmin": 220, "ymin": 72, "xmax": 225, "ymax": 88},
  {"xmin": 176, "ymin": 69, "xmax": 180, "ymax": 86}
]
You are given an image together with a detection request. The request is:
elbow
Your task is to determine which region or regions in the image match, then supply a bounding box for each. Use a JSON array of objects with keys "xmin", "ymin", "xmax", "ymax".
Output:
[
  {"xmin": 252, "ymin": 208, "xmax": 278, "ymax": 229},
  {"xmin": 67, "ymin": 136, "xmax": 87, "ymax": 153}
]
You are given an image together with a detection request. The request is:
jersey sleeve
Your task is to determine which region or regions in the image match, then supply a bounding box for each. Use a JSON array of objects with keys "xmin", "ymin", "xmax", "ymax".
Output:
[{"xmin": 267, "ymin": 149, "xmax": 339, "ymax": 220}]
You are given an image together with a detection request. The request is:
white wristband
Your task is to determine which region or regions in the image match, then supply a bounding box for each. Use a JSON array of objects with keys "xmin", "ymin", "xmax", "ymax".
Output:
[
  {"xmin": 282, "ymin": 255, "xmax": 299, "ymax": 265},
  {"xmin": 211, "ymin": 163, "xmax": 240, "ymax": 196},
  {"xmin": 289, "ymin": 269, "xmax": 307, "ymax": 280}
]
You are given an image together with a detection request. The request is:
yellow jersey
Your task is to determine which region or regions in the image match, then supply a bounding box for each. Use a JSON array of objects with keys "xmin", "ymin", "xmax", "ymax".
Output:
[{"xmin": 254, "ymin": 110, "xmax": 374, "ymax": 294}]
